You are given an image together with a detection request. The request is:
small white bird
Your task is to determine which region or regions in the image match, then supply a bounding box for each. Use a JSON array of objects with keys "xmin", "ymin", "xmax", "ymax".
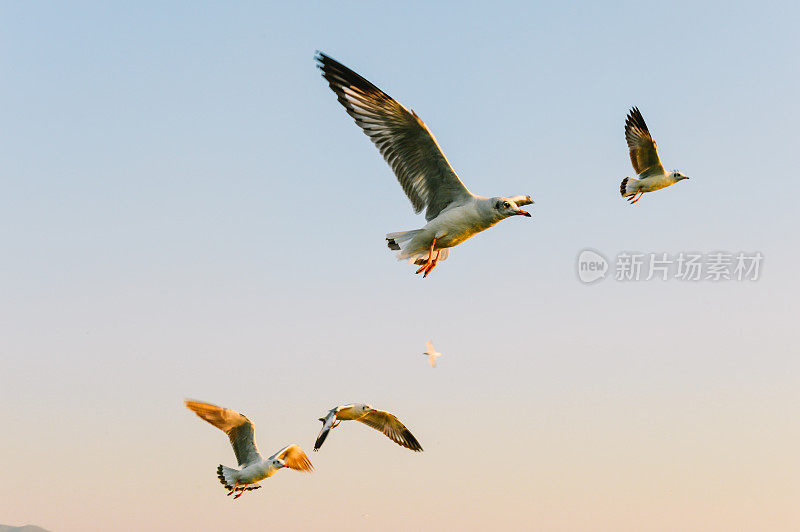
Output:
[
  {"xmin": 316, "ymin": 52, "xmax": 533, "ymax": 277},
  {"xmin": 423, "ymin": 340, "xmax": 443, "ymax": 368},
  {"xmin": 620, "ymin": 107, "xmax": 689, "ymax": 204},
  {"xmin": 185, "ymin": 400, "xmax": 313, "ymax": 499},
  {"xmin": 314, "ymin": 403, "xmax": 423, "ymax": 452}
]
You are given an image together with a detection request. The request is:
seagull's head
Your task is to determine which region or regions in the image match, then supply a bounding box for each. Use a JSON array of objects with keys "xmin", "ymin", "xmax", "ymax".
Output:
[
  {"xmin": 358, "ymin": 404, "xmax": 373, "ymax": 414},
  {"xmin": 493, "ymin": 197, "xmax": 531, "ymax": 219},
  {"xmin": 272, "ymin": 458, "xmax": 287, "ymax": 469},
  {"xmin": 671, "ymin": 170, "xmax": 690, "ymax": 181}
]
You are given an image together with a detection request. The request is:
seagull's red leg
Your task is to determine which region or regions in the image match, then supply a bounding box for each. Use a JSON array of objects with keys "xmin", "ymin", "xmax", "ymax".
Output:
[
  {"xmin": 423, "ymin": 250, "xmax": 440, "ymax": 278},
  {"xmin": 227, "ymin": 480, "xmax": 239, "ymax": 497},
  {"xmin": 233, "ymin": 486, "xmax": 247, "ymax": 499},
  {"xmin": 415, "ymin": 238, "xmax": 437, "ymax": 274},
  {"xmin": 630, "ymin": 190, "xmax": 644, "ymax": 204},
  {"xmin": 331, "ymin": 420, "xmax": 341, "ymax": 428}
]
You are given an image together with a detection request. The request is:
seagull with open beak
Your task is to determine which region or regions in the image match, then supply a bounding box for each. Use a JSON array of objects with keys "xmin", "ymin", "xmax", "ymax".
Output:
[{"xmin": 316, "ymin": 52, "xmax": 534, "ymax": 277}]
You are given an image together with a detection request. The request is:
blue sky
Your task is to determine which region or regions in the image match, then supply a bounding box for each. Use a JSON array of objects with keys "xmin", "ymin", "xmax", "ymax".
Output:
[{"xmin": 1, "ymin": 2, "xmax": 799, "ymax": 530}]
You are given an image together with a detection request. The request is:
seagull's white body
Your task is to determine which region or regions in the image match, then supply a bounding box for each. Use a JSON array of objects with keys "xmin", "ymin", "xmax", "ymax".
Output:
[
  {"xmin": 629, "ymin": 172, "xmax": 676, "ymax": 193},
  {"xmin": 392, "ymin": 198, "xmax": 509, "ymax": 262},
  {"xmin": 423, "ymin": 340, "xmax": 442, "ymax": 368},
  {"xmin": 317, "ymin": 52, "xmax": 533, "ymax": 276},
  {"xmin": 234, "ymin": 458, "xmax": 282, "ymax": 483}
]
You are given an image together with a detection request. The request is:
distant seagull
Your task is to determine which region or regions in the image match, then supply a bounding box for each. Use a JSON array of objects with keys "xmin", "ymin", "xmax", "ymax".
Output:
[
  {"xmin": 620, "ymin": 107, "xmax": 689, "ymax": 204},
  {"xmin": 314, "ymin": 403, "xmax": 423, "ymax": 452},
  {"xmin": 185, "ymin": 400, "xmax": 313, "ymax": 499},
  {"xmin": 423, "ymin": 340, "xmax": 443, "ymax": 368},
  {"xmin": 316, "ymin": 52, "xmax": 533, "ymax": 277}
]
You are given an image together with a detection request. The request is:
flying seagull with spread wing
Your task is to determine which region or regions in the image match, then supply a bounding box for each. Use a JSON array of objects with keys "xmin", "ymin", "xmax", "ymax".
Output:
[
  {"xmin": 316, "ymin": 52, "xmax": 533, "ymax": 277},
  {"xmin": 620, "ymin": 107, "xmax": 689, "ymax": 204},
  {"xmin": 185, "ymin": 399, "xmax": 313, "ymax": 499},
  {"xmin": 314, "ymin": 403, "xmax": 423, "ymax": 452},
  {"xmin": 423, "ymin": 340, "xmax": 443, "ymax": 368}
]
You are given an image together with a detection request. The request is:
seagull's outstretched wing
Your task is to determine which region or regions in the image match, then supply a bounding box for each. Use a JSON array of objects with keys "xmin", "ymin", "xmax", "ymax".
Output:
[
  {"xmin": 316, "ymin": 52, "xmax": 473, "ymax": 221},
  {"xmin": 271, "ymin": 444, "xmax": 314, "ymax": 472},
  {"xmin": 313, "ymin": 409, "xmax": 338, "ymax": 451},
  {"xmin": 625, "ymin": 107, "xmax": 665, "ymax": 176},
  {"xmin": 185, "ymin": 399, "xmax": 262, "ymax": 466},
  {"xmin": 356, "ymin": 409, "xmax": 423, "ymax": 452}
]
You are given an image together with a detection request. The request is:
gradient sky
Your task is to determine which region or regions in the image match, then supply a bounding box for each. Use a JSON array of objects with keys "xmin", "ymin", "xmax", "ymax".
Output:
[{"xmin": 2, "ymin": 2, "xmax": 799, "ymax": 531}]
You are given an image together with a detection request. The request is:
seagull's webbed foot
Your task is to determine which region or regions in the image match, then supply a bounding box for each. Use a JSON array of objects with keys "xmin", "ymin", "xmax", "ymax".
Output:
[
  {"xmin": 422, "ymin": 250, "xmax": 440, "ymax": 278},
  {"xmin": 415, "ymin": 238, "xmax": 438, "ymax": 277},
  {"xmin": 233, "ymin": 484, "xmax": 251, "ymax": 500}
]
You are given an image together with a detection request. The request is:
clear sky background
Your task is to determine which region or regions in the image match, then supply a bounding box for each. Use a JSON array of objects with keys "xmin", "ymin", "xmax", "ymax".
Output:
[{"xmin": 2, "ymin": 1, "xmax": 799, "ymax": 530}]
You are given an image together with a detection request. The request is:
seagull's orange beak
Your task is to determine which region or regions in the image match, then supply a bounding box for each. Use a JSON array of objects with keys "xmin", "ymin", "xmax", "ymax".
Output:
[{"xmin": 516, "ymin": 210, "xmax": 531, "ymax": 217}]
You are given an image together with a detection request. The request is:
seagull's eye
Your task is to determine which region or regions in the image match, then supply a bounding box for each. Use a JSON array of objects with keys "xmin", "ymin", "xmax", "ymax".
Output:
[{"xmin": 502, "ymin": 202, "xmax": 510, "ymax": 208}]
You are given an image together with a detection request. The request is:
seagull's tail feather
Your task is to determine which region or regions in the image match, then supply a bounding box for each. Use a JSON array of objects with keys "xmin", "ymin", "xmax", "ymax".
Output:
[
  {"xmin": 217, "ymin": 465, "xmax": 237, "ymax": 490},
  {"xmin": 620, "ymin": 177, "xmax": 639, "ymax": 198},
  {"xmin": 386, "ymin": 230, "xmax": 421, "ymax": 253}
]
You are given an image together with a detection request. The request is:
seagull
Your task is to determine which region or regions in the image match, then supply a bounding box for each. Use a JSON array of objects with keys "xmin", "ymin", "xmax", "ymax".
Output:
[
  {"xmin": 621, "ymin": 107, "xmax": 689, "ymax": 204},
  {"xmin": 185, "ymin": 399, "xmax": 313, "ymax": 499},
  {"xmin": 423, "ymin": 340, "xmax": 443, "ymax": 368},
  {"xmin": 316, "ymin": 52, "xmax": 533, "ymax": 277},
  {"xmin": 313, "ymin": 403, "xmax": 423, "ymax": 452}
]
